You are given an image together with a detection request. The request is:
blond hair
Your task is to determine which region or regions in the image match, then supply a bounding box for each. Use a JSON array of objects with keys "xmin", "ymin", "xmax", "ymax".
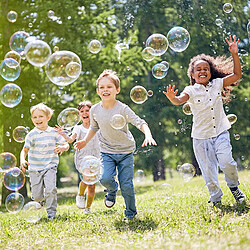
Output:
[
  {"xmin": 96, "ymin": 69, "xmax": 120, "ymax": 89},
  {"xmin": 30, "ymin": 103, "xmax": 54, "ymax": 117}
]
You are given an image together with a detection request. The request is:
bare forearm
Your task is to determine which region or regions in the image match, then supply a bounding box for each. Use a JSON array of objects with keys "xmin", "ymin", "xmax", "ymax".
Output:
[
  {"xmin": 84, "ymin": 128, "xmax": 96, "ymax": 144},
  {"xmin": 232, "ymin": 52, "xmax": 242, "ymax": 79},
  {"xmin": 140, "ymin": 123, "xmax": 152, "ymax": 138}
]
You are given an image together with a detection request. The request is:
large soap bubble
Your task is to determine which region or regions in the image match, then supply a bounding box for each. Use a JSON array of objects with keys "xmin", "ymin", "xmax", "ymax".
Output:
[
  {"xmin": 24, "ymin": 40, "xmax": 52, "ymax": 67},
  {"xmin": 57, "ymin": 107, "xmax": 80, "ymax": 129},
  {"xmin": 79, "ymin": 156, "xmax": 102, "ymax": 185},
  {"xmin": 142, "ymin": 47, "xmax": 155, "ymax": 61},
  {"xmin": 4, "ymin": 167, "xmax": 25, "ymax": 191},
  {"xmin": 178, "ymin": 163, "xmax": 195, "ymax": 182},
  {"xmin": 21, "ymin": 201, "xmax": 44, "ymax": 223},
  {"xmin": 13, "ymin": 126, "xmax": 29, "ymax": 143},
  {"xmin": 145, "ymin": 33, "xmax": 168, "ymax": 56},
  {"xmin": 45, "ymin": 51, "xmax": 82, "ymax": 86},
  {"xmin": 182, "ymin": 103, "xmax": 192, "ymax": 115},
  {"xmin": 7, "ymin": 10, "xmax": 18, "ymax": 23},
  {"xmin": 0, "ymin": 83, "xmax": 22, "ymax": 108},
  {"xmin": 4, "ymin": 51, "xmax": 21, "ymax": 65},
  {"xmin": 5, "ymin": 192, "xmax": 24, "ymax": 213},
  {"xmin": 130, "ymin": 85, "xmax": 148, "ymax": 104},
  {"xmin": 0, "ymin": 152, "xmax": 17, "ymax": 172},
  {"xmin": 227, "ymin": 114, "xmax": 237, "ymax": 125},
  {"xmin": 9, "ymin": 31, "xmax": 30, "ymax": 55},
  {"xmin": 88, "ymin": 39, "xmax": 102, "ymax": 54},
  {"xmin": 110, "ymin": 114, "xmax": 126, "ymax": 130},
  {"xmin": 0, "ymin": 58, "xmax": 21, "ymax": 81},
  {"xmin": 152, "ymin": 62, "xmax": 168, "ymax": 79},
  {"xmin": 167, "ymin": 27, "xmax": 190, "ymax": 52}
]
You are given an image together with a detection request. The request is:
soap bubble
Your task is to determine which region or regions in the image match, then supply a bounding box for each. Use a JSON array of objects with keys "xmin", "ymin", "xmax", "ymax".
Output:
[
  {"xmin": 0, "ymin": 58, "xmax": 21, "ymax": 81},
  {"xmin": 134, "ymin": 169, "xmax": 145, "ymax": 182},
  {"xmin": 57, "ymin": 107, "xmax": 80, "ymax": 129},
  {"xmin": 227, "ymin": 114, "xmax": 237, "ymax": 125},
  {"xmin": 152, "ymin": 63, "xmax": 168, "ymax": 79},
  {"xmin": 0, "ymin": 152, "xmax": 17, "ymax": 172},
  {"xmin": 53, "ymin": 46, "xmax": 59, "ymax": 52},
  {"xmin": 215, "ymin": 19, "xmax": 223, "ymax": 27},
  {"xmin": 13, "ymin": 126, "xmax": 28, "ymax": 143},
  {"xmin": 88, "ymin": 39, "xmax": 102, "ymax": 54},
  {"xmin": 0, "ymin": 83, "xmax": 22, "ymax": 108},
  {"xmin": 182, "ymin": 103, "xmax": 192, "ymax": 115},
  {"xmin": 65, "ymin": 62, "xmax": 81, "ymax": 78},
  {"xmin": 110, "ymin": 114, "xmax": 126, "ymax": 130},
  {"xmin": 178, "ymin": 163, "xmax": 195, "ymax": 182},
  {"xmin": 4, "ymin": 167, "xmax": 25, "ymax": 191},
  {"xmin": 147, "ymin": 90, "xmax": 153, "ymax": 97},
  {"xmin": 45, "ymin": 50, "xmax": 82, "ymax": 86},
  {"xmin": 24, "ymin": 40, "xmax": 51, "ymax": 67},
  {"xmin": 247, "ymin": 22, "xmax": 250, "ymax": 42},
  {"xmin": 205, "ymin": 182, "xmax": 221, "ymax": 197},
  {"xmin": 145, "ymin": 33, "xmax": 168, "ymax": 56},
  {"xmin": 5, "ymin": 192, "xmax": 24, "ymax": 213},
  {"xmin": 48, "ymin": 10, "xmax": 55, "ymax": 19},
  {"xmin": 167, "ymin": 27, "xmax": 190, "ymax": 52},
  {"xmin": 79, "ymin": 156, "xmax": 102, "ymax": 185},
  {"xmin": 9, "ymin": 31, "xmax": 30, "ymax": 55},
  {"xmin": 223, "ymin": 3, "xmax": 233, "ymax": 13},
  {"xmin": 21, "ymin": 201, "xmax": 44, "ymax": 223},
  {"xmin": 7, "ymin": 11, "xmax": 18, "ymax": 23},
  {"xmin": 4, "ymin": 51, "xmax": 21, "ymax": 65},
  {"xmin": 142, "ymin": 47, "xmax": 155, "ymax": 61},
  {"xmin": 130, "ymin": 85, "xmax": 148, "ymax": 104},
  {"xmin": 160, "ymin": 61, "xmax": 169, "ymax": 69},
  {"xmin": 234, "ymin": 134, "xmax": 240, "ymax": 140}
]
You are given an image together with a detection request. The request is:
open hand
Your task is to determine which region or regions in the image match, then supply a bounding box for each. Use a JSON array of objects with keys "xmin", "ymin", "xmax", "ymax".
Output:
[
  {"xmin": 225, "ymin": 35, "xmax": 239, "ymax": 54},
  {"xmin": 163, "ymin": 84, "xmax": 178, "ymax": 101}
]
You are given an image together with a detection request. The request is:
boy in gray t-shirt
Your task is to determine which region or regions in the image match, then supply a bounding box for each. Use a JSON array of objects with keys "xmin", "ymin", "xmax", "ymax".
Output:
[{"xmin": 74, "ymin": 69, "xmax": 157, "ymax": 220}]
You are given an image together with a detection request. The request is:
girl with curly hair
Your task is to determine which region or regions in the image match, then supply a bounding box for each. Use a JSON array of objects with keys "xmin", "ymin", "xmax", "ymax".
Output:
[{"xmin": 163, "ymin": 35, "xmax": 246, "ymax": 207}]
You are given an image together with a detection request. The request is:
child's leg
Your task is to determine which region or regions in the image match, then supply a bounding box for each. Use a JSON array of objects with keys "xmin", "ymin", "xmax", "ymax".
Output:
[
  {"xmin": 29, "ymin": 171, "xmax": 44, "ymax": 202},
  {"xmin": 44, "ymin": 167, "xmax": 57, "ymax": 218},
  {"xmin": 117, "ymin": 153, "xmax": 137, "ymax": 219},
  {"xmin": 215, "ymin": 131, "xmax": 239, "ymax": 187},
  {"xmin": 100, "ymin": 153, "xmax": 118, "ymax": 202},
  {"xmin": 79, "ymin": 181, "xmax": 88, "ymax": 196},
  {"xmin": 193, "ymin": 138, "xmax": 223, "ymax": 203},
  {"xmin": 86, "ymin": 184, "xmax": 95, "ymax": 208}
]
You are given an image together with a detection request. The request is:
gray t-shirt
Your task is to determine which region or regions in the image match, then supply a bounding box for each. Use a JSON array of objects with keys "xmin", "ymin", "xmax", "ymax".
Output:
[{"xmin": 90, "ymin": 101, "xmax": 146, "ymax": 154}]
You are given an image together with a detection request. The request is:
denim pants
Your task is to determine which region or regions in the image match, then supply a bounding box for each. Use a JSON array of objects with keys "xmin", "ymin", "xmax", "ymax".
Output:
[
  {"xmin": 100, "ymin": 152, "xmax": 137, "ymax": 218},
  {"xmin": 193, "ymin": 130, "xmax": 239, "ymax": 202},
  {"xmin": 29, "ymin": 167, "xmax": 57, "ymax": 217}
]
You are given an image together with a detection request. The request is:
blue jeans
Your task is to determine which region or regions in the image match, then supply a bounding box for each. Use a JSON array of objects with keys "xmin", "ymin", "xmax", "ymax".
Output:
[{"xmin": 100, "ymin": 152, "xmax": 137, "ymax": 218}]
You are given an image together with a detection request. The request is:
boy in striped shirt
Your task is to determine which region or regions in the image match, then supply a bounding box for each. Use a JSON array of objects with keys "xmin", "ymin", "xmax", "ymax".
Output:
[{"xmin": 20, "ymin": 103, "xmax": 69, "ymax": 219}]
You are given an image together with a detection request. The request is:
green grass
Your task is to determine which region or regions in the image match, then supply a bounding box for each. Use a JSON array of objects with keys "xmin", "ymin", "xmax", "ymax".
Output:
[{"xmin": 0, "ymin": 171, "xmax": 249, "ymax": 249}]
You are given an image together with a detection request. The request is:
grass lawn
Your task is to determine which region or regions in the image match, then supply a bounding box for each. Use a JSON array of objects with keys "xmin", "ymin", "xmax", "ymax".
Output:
[{"xmin": 0, "ymin": 171, "xmax": 249, "ymax": 249}]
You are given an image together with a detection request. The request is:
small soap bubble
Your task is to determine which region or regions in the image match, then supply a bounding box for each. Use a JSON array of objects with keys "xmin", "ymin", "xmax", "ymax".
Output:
[
  {"xmin": 0, "ymin": 58, "xmax": 21, "ymax": 81},
  {"xmin": 234, "ymin": 134, "xmax": 240, "ymax": 140},
  {"xmin": 4, "ymin": 51, "xmax": 21, "ymax": 65},
  {"xmin": 182, "ymin": 103, "xmax": 192, "ymax": 115},
  {"xmin": 0, "ymin": 83, "xmax": 22, "ymax": 108},
  {"xmin": 3, "ymin": 167, "xmax": 25, "ymax": 191},
  {"xmin": 147, "ymin": 90, "xmax": 153, "ymax": 97},
  {"xmin": 227, "ymin": 114, "xmax": 237, "ymax": 125},
  {"xmin": 152, "ymin": 63, "xmax": 168, "ymax": 79},
  {"xmin": 225, "ymin": 106, "xmax": 229, "ymax": 112},
  {"xmin": 110, "ymin": 114, "xmax": 126, "ymax": 130},
  {"xmin": 79, "ymin": 156, "xmax": 102, "ymax": 185},
  {"xmin": 21, "ymin": 201, "xmax": 44, "ymax": 223},
  {"xmin": 167, "ymin": 26, "xmax": 190, "ymax": 52},
  {"xmin": 31, "ymin": 93, "xmax": 36, "ymax": 99},
  {"xmin": 13, "ymin": 126, "xmax": 28, "ymax": 143},
  {"xmin": 5, "ymin": 192, "xmax": 24, "ymax": 213},
  {"xmin": 145, "ymin": 34, "xmax": 168, "ymax": 56},
  {"xmin": 57, "ymin": 108, "xmax": 80, "ymax": 129},
  {"xmin": 215, "ymin": 19, "xmax": 223, "ymax": 27},
  {"xmin": 53, "ymin": 46, "xmax": 59, "ymax": 52},
  {"xmin": 65, "ymin": 62, "xmax": 81, "ymax": 78},
  {"xmin": 21, "ymin": 114, "xmax": 24, "ymax": 118},
  {"xmin": 134, "ymin": 169, "xmax": 145, "ymax": 182},
  {"xmin": 9, "ymin": 31, "xmax": 30, "ymax": 55},
  {"xmin": 241, "ymin": 156, "xmax": 245, "ymax": 161},
  {"xmin": 6, "ymin": 131, "xmax": 10, "ymax": 137},
  {"xmin": 178, "ymin": 163, "xmax": 195, "ymax": 182},
  {"xmin": 141, "ymin": 47, "xmax": 155, "ymax": 61},
  {"xmin": 24, "ymin": 40, "xmax": 52, "ymax": 67},
  {"xmin": 178, "ymin": 119, "xmax": 182, "ymax": 124},
  {"xmin": 127, "ymin": 66, "xmax": 130, "ymax": 71},
  {"xmin": 88, "ymin": 39, "xmax": 102, "ymax": 54},
  {"xmin": 130, "ymin": 85, "xmax": 148, "ymax": 104},
  {"xmin": 7, "ymin": 11, "xmax": 18, "ymax": 23},
  {"xmin": 48, "ymin": 10, "xmax": 55, "ymax": 19},
  {"xmin": 223, "ymin": 3, "xmax": 233, "ymax": 13}
]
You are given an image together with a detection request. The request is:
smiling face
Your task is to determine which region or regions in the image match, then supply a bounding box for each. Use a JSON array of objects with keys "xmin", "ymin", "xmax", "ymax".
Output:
[
  {"xmin": 191, "ymin": 60, "xmax": 211, "ymax": 86},
  {"xmin": 31, "ymin": 109, "xmax": 50, "ymax": 130},
  {"xmin": 97, "ymin": 76, "xmax": 120, "ymax": 101},
  {"xmin": 79, "ymin": 105, "xmax": 90, "ymax": 125}
]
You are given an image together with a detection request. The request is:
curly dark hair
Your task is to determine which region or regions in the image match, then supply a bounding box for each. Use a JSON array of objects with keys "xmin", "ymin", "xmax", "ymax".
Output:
[{"xmin": 187, "ymin": 54, "xmax": 240, "ymax": 103}]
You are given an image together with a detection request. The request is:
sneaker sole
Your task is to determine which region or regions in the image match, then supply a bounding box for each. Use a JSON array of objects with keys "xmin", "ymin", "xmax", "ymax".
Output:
[{"xmin": 104, "ymin": 200, "xmax": 115, "ymax": 208}]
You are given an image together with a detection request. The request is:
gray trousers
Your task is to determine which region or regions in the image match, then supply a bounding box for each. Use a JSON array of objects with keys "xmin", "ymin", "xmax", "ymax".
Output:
[
  {"xmin": 29, "ymin": 167, "xmax": 57, "ymax": 217},
  {"xmin": 193, "ymin": 131, "xmax": 239, "ymax": 202}
]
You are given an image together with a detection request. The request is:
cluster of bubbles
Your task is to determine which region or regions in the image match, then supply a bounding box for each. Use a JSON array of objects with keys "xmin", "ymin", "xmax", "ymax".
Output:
[
  {"xmin": 110, "ymin": 114, "xmax": 126, "ymax": 130},
  {"xmin": 115, "ymin": 39, "xmax": 130, "ymax": 62},
  {"xmin": 57, "ymin": 107, "xmax": 80, "ymax": 129},
  {"xmin": 79, "ymin": 156, "xmax": 102, "ymax": 185},
  {"xmin": 134, "ymin": 169, "xmax": 145, "ymax": 182},
  {"xmin": 177, "ymin": 163, "xmax": 196, "ymax": 182}
]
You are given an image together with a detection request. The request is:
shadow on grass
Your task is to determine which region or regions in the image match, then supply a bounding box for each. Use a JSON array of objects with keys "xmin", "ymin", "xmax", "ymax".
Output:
[{"xmin": 215, "ymin": 201, "xmax": 250, "ymax": 216}]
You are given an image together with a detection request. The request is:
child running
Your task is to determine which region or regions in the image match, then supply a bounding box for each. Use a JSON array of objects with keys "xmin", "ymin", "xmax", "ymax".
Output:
[
  {"xmin": 20, "ymin": 103, "xmax": 69, "ymax": 219},
  {"xmin": 163, "ymin": 35, "xmax": 246, "ymax": 207},
  {"xmin": 55, "ymin": 101, "xmax": 100, "ymax": 214},
  {"xmin": 74, "ymin": 69, "xmax": 157, "ymax": 220}
]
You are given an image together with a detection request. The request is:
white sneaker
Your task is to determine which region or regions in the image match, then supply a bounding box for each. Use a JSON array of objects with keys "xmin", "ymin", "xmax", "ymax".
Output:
[
  {"xmin": 76, "ymin": 195, "xmax": 85, "ymax": 209},
  {"xmin": 84, "ymin": 207, "xmax": 91, "ymax": 214}
]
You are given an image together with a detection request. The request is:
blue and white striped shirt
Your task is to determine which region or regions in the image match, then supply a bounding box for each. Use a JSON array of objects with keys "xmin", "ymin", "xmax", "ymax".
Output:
[{"xmin": 24, "ymin": 126, "xmax": 66, "ymax": 171}]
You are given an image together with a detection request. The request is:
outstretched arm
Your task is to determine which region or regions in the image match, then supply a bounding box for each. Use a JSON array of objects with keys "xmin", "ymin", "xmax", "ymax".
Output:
[
  {"xmin": 73, "ymin": 128, "xmax": 96, "ymax": 152},
  {"xmin": 140, "ymin": 123, "xmax": 157, "ymax": 147},
  {"xmin": 223, "ymin": 35, "xmax": 242, "ymax": 87},
  {"xmin": 55, "ymin": 125, "xmax": 77, "ymax": 144},
  {"xmin": 163, "ymin": 85, "xmax": 189, "ymax": 105},
  {"xmin": 20, "ymin": 147, "xmax": 29, "ymax": 173}
]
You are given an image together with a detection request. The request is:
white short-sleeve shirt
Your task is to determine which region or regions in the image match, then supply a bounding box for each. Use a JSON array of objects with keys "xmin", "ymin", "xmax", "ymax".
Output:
[{"xmin": 182, "ymin": 78, "xmax": 231, "ymax": 139}]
